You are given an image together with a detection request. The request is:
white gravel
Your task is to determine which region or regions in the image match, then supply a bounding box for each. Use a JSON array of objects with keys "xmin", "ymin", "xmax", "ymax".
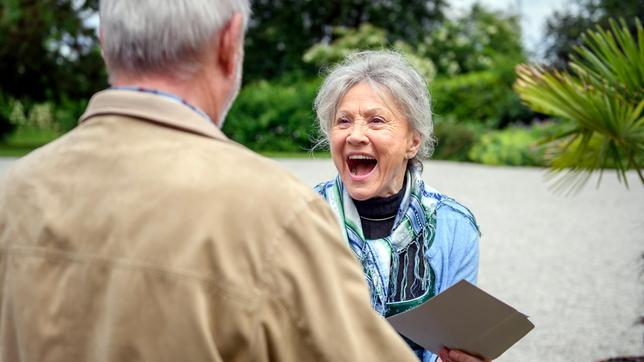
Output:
[
  {"xmin": 276, "ymin": 158, "xmax": 644, "ymax": 362},
  {"xmin": 2, "ymin": 156, "xmax": 643, "ymax": 361}
]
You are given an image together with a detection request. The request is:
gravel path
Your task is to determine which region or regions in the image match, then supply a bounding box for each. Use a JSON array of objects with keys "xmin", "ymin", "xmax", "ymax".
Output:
[
  {"xmin": 276, "ymin": 158, "xmax": 644, "ymax": 362},
  {"xmin": 2, "ymin": 157, "xmax": 643, "ymax": 361}
]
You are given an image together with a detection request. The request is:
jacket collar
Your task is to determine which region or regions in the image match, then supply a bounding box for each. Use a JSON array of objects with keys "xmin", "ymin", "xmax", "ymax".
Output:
[{"xmin": 79, "ymin": 89, "xmax": 229, "ymax": 142}]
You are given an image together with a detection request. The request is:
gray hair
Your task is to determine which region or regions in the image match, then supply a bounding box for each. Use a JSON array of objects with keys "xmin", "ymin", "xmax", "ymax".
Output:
[
  {"xmin": 314, "ymin": 50, "xmax": 435, "ymax": 165},
  {"xmin": 100, "ymin": 0, "xmax": 250, "ymax": 80}
]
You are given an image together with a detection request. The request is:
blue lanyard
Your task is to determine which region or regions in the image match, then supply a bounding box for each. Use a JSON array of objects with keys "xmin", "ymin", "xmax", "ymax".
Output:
[{"xmin": 110, "ymin": 86, "xmax": 214, "ymax": 125}]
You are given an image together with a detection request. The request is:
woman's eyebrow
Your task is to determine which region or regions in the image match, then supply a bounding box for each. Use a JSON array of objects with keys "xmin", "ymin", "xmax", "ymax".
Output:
[
  {"xmin": 336, "ymin": 107, "xmax": 390, "ymax": 117},
  {"xmin": 361, "ymin": 107, "xmax": 389, "ymax": 117}
]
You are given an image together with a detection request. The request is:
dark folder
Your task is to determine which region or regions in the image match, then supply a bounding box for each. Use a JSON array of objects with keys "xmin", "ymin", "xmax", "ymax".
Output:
[{"xmin": 386, "ymin": 280, "xmax": 534, "ymax": 360}]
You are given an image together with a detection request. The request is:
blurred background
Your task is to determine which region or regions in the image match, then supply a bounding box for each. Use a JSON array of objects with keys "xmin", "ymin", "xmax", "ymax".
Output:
[
  {"xmin": 0, "ymin": 0, "xmax": 641, "ymax": 172},
  {"xmin": 0, "ymin": 1, "xmax": 642, "ymax": 361}
]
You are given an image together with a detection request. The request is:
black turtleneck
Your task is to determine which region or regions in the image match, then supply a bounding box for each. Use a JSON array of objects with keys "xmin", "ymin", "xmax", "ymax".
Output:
[{"xmin": 353, "ymin": 179, "xmax": 407, "ymax": 239}]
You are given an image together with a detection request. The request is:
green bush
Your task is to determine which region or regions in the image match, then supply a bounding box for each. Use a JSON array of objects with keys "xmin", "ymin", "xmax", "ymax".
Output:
[
  {"xmin": 0, "ymin": 97, "xmax": 87, "ymax": 147},
  {"xmin": 431, "ymin": 68, "xmax": 532, "ymax": 129},
  {"xmin": 419, "ymin": 5, "xmax": 525, "ymax": 76},
  {"xmin": 467, "ymin": 122, "xmax": 564, "ymax": 166},
  {"xmin": 432, "ymin": 119, "xmax": 482, "ymax": 161},
  {"xmin": 223, "ymin": 78, "xmax": 322, "ymax": 152},
  {"xmin": 303, "ymin": 24, "xmax": 436, "ymax": 83},
  {"xmin": 54, "ymin": 97, "xmax": 89, "ymax": 132},
  {"xmin": 0, "ymin": 93, "xmax": 15, "ymax": 140}
]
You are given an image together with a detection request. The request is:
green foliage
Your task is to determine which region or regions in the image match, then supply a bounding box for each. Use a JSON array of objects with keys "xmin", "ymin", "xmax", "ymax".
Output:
[
  {"xmin": 0, "ymin": 0, "xmax": 550, "ymax": 170},
  {"xmin": 223, "ymin": 78, "xmax": 322, "ymax": 152},
  {"xmin": 302, "ymin": 5, "xmax": 524, "ymax": 81},
  {"xmin": 419, "ymin": 5, "xmax": 525, "ymax": 76},
  {"xmin": 0, "ymin": 96, "xmax": 86, "ymax": 146},
  {"xmin": 302, "ymin": 8, "xmax": 531, "ymax": 128},
  {"xmin": 434, "ymin": 121, "xmax": 566, "ymax": 166},
  {"xmin": 303, "ymin": 24, "xmax": 389, "ymax": 66},
  {"xmin": 0, "ymin": 0, "xmax": 105, "ymax": 101},
  {"xmin": 515, "ymin": 19, "xmax": 644, "ymax": 190},
  {"xmin": 432, "ymin": 119, "xmax": 482, "ymax": 161},
  {"xmin": 431, "ymin": 68, "xmax": 532, "ymax": 128},
  {"xmin": 467, "ymin": 124, "xmax": 559, "ymax": 166},
  {"xmin": 0, "ymin": 0, "xmax": 103, "ymax": 140},
  {"xmin": 544, "ymin": 0, "xmax": 644, "ymax": 68},
  {"xmin": 303, "ymin": 23, "xmax": 436, "ymax": 82},
  {"xmin": 0, "ymin": 92, "xmax": 15, "ymax": 139},
  {"xmin": 244, "ymin": 0, "xmax": 447, "ymax": 82}
]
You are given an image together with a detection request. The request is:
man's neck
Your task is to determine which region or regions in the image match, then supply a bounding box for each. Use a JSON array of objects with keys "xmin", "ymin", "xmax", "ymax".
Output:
[{"xmin": 111, "ymin": 73, "xmax": 222, "ymax": 127}]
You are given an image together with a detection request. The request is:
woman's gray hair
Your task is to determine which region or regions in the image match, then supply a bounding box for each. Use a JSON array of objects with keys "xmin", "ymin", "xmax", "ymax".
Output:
[
  {"xmin": 314, "ymin": 50, "xmax": 435, "ymax": 165},
  {"xmin": 100, "ymin": 0, "xmax": 250, "ymax": 81}
]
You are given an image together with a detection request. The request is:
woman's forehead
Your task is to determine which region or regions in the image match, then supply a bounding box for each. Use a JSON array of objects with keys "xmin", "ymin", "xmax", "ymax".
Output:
[{"xmin": 337, "ymin": 82, "xmax": 402, "ymax": 115}]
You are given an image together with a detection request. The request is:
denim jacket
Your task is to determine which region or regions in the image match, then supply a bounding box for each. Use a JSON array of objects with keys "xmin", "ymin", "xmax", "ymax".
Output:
[
  {"xmin": 417, "ymin": 197, "xmax": 480, "ymax": 361},
  {"xmin": 316, "ymin": 182, "xmax": 480, "ymax": 362}
]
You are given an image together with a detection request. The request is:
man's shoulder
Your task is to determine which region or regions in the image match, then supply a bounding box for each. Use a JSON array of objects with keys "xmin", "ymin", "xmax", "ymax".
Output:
[
  {"xmin": 193, "ymin": 141, "xmax": 316, "ymax": 203},
  {"xmin": 0, "ymin": 133, "xmax": 71, "ymax": 185}
]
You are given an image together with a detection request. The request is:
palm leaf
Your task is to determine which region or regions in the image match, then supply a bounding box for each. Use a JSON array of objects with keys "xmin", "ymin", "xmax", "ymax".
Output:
[
  {"xmin": 571, "ymin": 19, "xmax": 644, "ymax": 103},
  {"xmin": 514, "ymin": 18, "xmax": 644, "ymax": 193}
]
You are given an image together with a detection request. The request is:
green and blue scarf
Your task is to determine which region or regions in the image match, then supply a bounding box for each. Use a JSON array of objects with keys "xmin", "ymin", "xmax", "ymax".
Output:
[{"xmin": 315, "ymin": 165, "xmax": 443, "ymax": 316}]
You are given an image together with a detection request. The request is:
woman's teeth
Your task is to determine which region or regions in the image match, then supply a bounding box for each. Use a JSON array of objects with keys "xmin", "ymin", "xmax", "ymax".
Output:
[
  {"xmin": 347, "ymin": 155, "xmax": 377, "ymax": 176},
  {"xmin": 348, "ymin": 155, "xmax": 375, "ymax": 160}
]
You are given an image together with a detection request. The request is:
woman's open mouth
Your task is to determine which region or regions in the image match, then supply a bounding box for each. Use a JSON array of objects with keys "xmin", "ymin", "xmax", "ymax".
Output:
[{"xmin": 347, "ymin": 154, "xmax": 377, "ymax": 179}]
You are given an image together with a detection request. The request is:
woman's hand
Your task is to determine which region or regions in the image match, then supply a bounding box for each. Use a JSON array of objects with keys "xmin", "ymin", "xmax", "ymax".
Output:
[{"xmin": 438, "ymin": 347, "xmax": 491, "ymax": 362}]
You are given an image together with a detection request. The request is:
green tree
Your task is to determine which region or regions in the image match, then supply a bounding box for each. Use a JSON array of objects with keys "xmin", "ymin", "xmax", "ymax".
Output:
[
  {"xmin": 420, "ymin": 5, "xmax": 530, "ymax": 127},
  {"xmin": 302, "ymin": 23, "xmax": 436, "ymax": 82},
  {"xmin": 419, "ymin": 4, "xmax": 525, "ymax": 76},
  {"xmin": 243, "ymin": 0, "xmax": 447, "ymax": 82},
  {"xmin": 0, "ymin": 0, "xmax": 105, "ymax": 138},
  {"xmin": 0, "ymin": 0, "xmax": 104, "ymax": 101},
  {"xmin": 515, "ymin": 19, "xmax": 644, "ymax": 192},
  {"xmin": 544, "ymin": 0, "xmax": 644, "ymax": 68}
]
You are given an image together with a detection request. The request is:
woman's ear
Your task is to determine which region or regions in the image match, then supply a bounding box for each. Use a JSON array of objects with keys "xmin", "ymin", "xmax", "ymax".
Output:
[{"xmin": 406, "ymin": 130, "xmax": 422, "ymax": 159}]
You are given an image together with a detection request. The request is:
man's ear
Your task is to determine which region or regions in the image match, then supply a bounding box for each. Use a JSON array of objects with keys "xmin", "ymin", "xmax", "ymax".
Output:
[
  {"xmin": 98, "ymin": 27, "xmax": 106, "ymax": 60},
  {"xmin": 217, "ymin": 13, "xmax": 244, "ymax": 78}
]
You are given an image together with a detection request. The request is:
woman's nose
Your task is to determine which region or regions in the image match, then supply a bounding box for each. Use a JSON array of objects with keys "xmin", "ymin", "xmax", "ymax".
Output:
[{"xmin": 347, "ymin": 124, "xmax": 368, "ymax": 145}]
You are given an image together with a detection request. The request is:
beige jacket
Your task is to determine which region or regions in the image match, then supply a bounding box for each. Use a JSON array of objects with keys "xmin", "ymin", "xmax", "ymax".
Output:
[{"xmin": 0, "ymin": 89, "xmax": 418, "ymax": 362}]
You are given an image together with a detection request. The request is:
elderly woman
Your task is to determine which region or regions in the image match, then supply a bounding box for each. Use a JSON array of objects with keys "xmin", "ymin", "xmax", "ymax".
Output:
[{"xmin": 313, "ymin": 51, "xmax": 486, "ymax": 362}]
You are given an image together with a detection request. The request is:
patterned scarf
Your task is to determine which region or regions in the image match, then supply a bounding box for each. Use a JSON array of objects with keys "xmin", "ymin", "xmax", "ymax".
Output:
[{"xmin": 315, "ymin": 165, "xmax": 442, "ymax": 316}]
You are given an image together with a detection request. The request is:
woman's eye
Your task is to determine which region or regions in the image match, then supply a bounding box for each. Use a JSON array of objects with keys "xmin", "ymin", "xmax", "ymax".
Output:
[
  {"xmin": 371, "ymin": 116, "xmax": 386, "ymax": 124},
  {"xmin": 336, "ymin": 117, "xmax": 350, "ymax": 125}
]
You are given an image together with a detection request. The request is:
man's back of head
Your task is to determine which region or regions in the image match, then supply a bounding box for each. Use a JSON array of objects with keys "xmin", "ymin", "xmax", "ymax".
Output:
[
  {"xmin": 100, "ymin": 0, "xmax": 248, "ymax": 79},
  {"xmin": 100, "ymin": 0, "xmax": 249, "ymax": 126}
]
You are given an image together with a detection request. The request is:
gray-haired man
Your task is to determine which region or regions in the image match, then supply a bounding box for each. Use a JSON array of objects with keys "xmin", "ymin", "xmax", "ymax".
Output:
[{"xmin": 0, "ymin": 1, "xmax": 419, "ymax": 361}]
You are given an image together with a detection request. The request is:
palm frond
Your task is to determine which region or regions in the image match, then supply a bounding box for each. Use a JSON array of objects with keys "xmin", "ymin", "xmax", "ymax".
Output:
[
  {"xmin": 514, "ymin": 18, "xmax": 644, "ymax": 193},
  {"xmin": 571, "ymin": 19, "xmax": 644, "ymax": 103}
]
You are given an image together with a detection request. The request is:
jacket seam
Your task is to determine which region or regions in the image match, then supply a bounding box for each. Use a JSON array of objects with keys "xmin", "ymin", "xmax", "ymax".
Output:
[{"xmin": 0, "ymin": 245, "xmax": 259, "ymax": 306}]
